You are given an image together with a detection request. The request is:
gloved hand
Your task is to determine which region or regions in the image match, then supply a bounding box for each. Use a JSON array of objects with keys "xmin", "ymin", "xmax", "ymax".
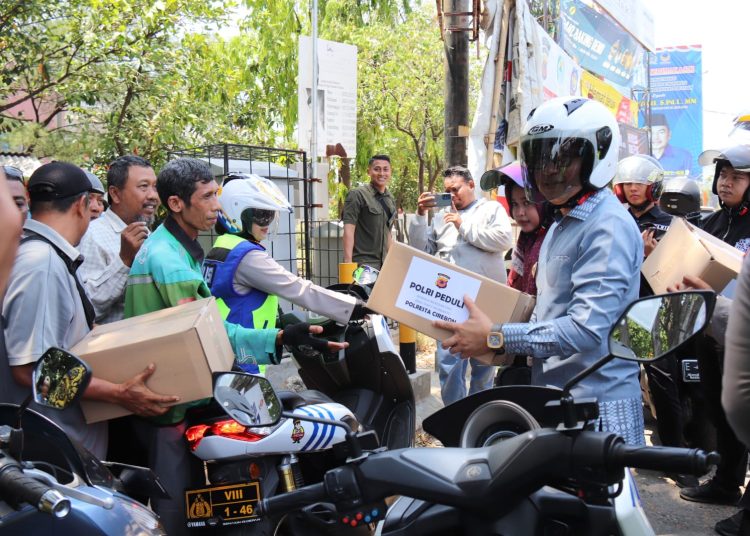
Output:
[
  {"xmin": 351, "ymin": 300, "xmax": 376, "ymax": 321},
  {"xmin": 281, "ymin": 322, "xmax": 331, "ymax": 353}
]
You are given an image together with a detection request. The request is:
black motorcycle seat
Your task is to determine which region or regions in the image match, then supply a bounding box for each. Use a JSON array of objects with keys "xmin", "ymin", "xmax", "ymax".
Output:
[{"xmin": 277, "ymin": 389, "xmax": 334, "ymax": 410}]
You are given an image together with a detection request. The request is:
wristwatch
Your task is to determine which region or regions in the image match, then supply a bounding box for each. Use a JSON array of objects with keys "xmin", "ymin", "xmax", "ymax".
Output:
[{"xmin": 486, "ymin": 323, "xmax": 505, "ymax": 354}]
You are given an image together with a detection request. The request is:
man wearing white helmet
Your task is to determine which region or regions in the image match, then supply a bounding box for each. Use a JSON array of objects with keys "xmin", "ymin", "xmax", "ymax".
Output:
[
  {"xmin": 204, "ymin": 173, "xmax": 370, "ymax": 373},
  {"xmin": 612, "ymin": 154, "xmax": 672, "ymax": 257},
  {"xmin": 435, "ymin": 97, "xmax": 645, "ymax": 445}
]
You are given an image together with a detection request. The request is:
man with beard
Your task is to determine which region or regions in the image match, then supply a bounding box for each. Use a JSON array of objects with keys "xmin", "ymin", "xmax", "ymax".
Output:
[
  {"xmin": 79, "ymin": 155, "xmax": 159, "ymax": 323},
  {"xmin": 435, "ymin": 97, "xmax": 645, "ymax": 445}
]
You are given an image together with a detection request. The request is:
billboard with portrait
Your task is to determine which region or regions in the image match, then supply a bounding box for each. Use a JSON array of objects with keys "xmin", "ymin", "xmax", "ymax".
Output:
[{"xmin": 642, "ymin": 45, "xmax": 703, "ymax": 180}]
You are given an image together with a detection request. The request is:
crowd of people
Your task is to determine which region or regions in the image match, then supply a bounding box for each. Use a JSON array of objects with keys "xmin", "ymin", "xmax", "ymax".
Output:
[{"xmin": 1, "ymin": 95, "xmax": 750, "ymax": 535}]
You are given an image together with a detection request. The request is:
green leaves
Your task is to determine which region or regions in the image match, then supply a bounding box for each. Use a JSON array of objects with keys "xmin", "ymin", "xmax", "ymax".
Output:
[{"xmin": 1, "ymin": 0, "xmax": 456, "ymax": 211}]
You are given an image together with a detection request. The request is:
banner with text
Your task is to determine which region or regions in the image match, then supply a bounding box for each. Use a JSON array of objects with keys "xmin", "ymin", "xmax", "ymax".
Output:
[
  {"xmin": 642, "ymin": 45, "xmax": 703, "ymax": 180},
  {"xmin": 581, "ymin": 71, "xmax": 638, "ymax": 126},
  {"xmin": 558, "ymin": 0, "xmax": 645, "ymax": 87},
  {"xmin": 395, "ymin": 257, "xmax": 481, "ymax": 325}
]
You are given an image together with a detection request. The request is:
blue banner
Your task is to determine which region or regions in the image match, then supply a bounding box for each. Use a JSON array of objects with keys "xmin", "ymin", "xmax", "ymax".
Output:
[
  {"xmin": 558, "ymin": 0, "xmax": 644, "ymax": 87},
  {"xmin": 641, "ymin": 46, "xmax": 703, "ymax": 180}
]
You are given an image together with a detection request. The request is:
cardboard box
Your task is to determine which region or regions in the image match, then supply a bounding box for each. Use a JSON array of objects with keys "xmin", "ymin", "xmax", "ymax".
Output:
[
  {"xmin": 73, "ymin": 298, "xmax": 235, "ymax": 423},
  {"xmin": 367, "ymin": 242, "xmax": 535, "ymax": 364},
  {"xmin": 642, "ymin": 217, "xmax": 744, "ymax": 295}
]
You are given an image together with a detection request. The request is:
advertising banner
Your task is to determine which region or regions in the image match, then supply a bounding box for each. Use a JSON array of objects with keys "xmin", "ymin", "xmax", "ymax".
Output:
[
  {"xmin": 507, "ymin": 0, "xmax": 581, "ymax": 144},
  {"xmin": 558, "ymin": 0, "xmax": 645, "ymax": 87},
  {"xmin": 642, "ymin": 45, "xmax": 703, "ymax": 180},
  {"xmin": 595, "ymin": 0, "xmax": 656, "ymax": 51},
  {"xmin": 581, "ymin": 71, "xmax": 638, "ymax": 126}
]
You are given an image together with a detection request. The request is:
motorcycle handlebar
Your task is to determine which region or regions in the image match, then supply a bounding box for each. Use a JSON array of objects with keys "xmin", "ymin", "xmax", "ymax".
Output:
[
  {"xmin": 0, "ymin": 458, "xmax": 70, "ymax": 517},
  {"xmin": 260, "ymin": 482, "xmax": 327, "ymax": 517},
  {"xmin": 610, "ymin": 443, "xmax": 720, "ymax": 475}
]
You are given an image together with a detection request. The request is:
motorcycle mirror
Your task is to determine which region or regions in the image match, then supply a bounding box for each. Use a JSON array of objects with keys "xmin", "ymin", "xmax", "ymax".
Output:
[
  {"xmin": 352, "ymin": 265, "xmax": 379, "ymax": 286},
  {"xmin": 212, "ymin": 372, "xmax": 282, "ymax": 427},
  {"xmin": 608, "ymin": 291, "xmax": 715, "ymax": 362},
  {"xmin": 33, "ymin": 347, "xmax": 92, "ymax": 409}
]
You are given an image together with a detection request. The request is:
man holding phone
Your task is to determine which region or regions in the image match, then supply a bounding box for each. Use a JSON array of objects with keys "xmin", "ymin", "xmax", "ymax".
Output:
[
  {"xmin": 79, "ymin": 155, "xmax": 159, "ymax": 323},
  {"xmin": 409, "ymin": 165, "xmax": 513, "ymax": 405}
]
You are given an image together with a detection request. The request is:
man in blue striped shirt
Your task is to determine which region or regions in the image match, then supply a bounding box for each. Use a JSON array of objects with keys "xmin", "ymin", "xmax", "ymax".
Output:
[{"xmin": 437, "ymin": 97, "xmax": 645, "ymax": 445}]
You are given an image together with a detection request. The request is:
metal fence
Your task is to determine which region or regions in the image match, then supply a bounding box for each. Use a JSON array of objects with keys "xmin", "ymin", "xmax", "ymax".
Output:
[{"xmin": 167, "ymin": 143, "xmax": 345, "ymax": 308}]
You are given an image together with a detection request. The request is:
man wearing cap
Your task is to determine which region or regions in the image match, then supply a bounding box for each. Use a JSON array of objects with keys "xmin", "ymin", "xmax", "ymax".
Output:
[
  {"xmin": 410, "ymin": 165, "xmax": 513, "ymax": 405},
  {"xmin": 84, "ymin": 170, "xmax": 106, "ymax": 220},
  {"xmin": 651, "ymin": 114, "xmax": 701, "ymax": 180},
  {"xmin": 3, "ymin": 165, "xmax": 28, "ymax": 223},
  {"xmin": 0, "ymin": 161, "xmax": 178, "ymax": 460},
  {"xmin": 669, "ymin": 145, "xmax": 750, "ymax": 512},
  {"xmin": 79, "ymin": 156, "xmax": 158, "ymax": 324}
]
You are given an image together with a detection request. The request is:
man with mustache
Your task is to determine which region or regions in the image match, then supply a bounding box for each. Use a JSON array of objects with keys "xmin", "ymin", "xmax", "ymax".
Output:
[{"xmin": 79, "ymin": 155, "xmax": 159, "ymax": 323}]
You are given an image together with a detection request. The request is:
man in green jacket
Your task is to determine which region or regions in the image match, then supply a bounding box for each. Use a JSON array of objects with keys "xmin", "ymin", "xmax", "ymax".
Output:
[{"xmin": 124, "ymin": 157, "xmax": 345, "ymax": 536}]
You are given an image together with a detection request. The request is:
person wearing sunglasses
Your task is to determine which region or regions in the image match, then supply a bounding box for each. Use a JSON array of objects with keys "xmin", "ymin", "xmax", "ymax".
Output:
[{"xmin": 204, "ymin": 172, "xmax": 372, "ymax": 375}]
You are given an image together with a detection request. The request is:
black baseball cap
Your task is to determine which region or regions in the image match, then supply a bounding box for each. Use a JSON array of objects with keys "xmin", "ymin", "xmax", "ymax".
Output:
[
  {"xmin": 27, "ymin": 161, "xmax": 96, "ymax": 201},
  {"xmin": 651, "ymin": 113, "xmax": 669, "ymax": 129}
]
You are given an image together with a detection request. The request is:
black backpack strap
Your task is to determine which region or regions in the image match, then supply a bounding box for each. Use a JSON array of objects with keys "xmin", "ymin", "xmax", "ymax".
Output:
[{"xmin": 20, "ymin": 232, "xmax": 96, "ymax": 329}]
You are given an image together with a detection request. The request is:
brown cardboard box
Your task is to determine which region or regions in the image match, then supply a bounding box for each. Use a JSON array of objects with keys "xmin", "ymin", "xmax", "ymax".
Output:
[
  {"xmin": 642, "ymin": 217, "xmax": 744, "ymax": 295},
  {"xmin": 73, "ymin": 298, "xmax": 235, "ymax": 423},
  {"xmin": 367, "ymin": 242, "xmax": 535, "ymax": 365}
]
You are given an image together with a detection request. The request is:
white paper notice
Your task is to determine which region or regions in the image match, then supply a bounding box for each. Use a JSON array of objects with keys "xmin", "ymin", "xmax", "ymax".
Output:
[{"xmin": 395, "ymin": 257, "xmax": 481, "ymax": 324}]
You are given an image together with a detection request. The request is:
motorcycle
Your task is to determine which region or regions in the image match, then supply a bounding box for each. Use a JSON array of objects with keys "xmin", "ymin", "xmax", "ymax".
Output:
[
  {"xmin": 182, "ymin": 267, "xmax": 415, "ymax": 534},
  {"xmin": 210, "ymin": 291, "xmax": 719, "ymax": 536},
  {"xmin": 0, "ymin": 347, "xmax": 166, "ymax": 535}
]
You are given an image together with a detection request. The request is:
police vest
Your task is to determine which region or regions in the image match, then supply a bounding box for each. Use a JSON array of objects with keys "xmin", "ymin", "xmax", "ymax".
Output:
[{"xmin": 203, "ymin": 234, "xmax": 279, "ymax": 330}]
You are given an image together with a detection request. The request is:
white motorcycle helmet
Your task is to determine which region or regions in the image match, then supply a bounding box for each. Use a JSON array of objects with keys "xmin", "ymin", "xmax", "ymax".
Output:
[
  {"xmin": 217, "ymin": 173, "xmax": 293, "ymax": 240},
  {"xmin": 612, "ymin": 154, "xmax": 665, "ymax": 204},
  {"xmin": 520, "ymin": 96, "xmax": 621, "ymax": 205}
]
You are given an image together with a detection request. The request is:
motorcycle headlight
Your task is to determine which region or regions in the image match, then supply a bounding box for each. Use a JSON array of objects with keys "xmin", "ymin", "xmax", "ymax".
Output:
[{"xmin": 115, "ymin": 496, "xmax": 166, "ymax": 536}]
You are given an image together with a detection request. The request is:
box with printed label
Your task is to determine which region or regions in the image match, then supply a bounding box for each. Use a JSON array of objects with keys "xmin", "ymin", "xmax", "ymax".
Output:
[
  {"xmin": 642, "ymin": 217, "xmax": 744, "ymax": 295},
  {"xmin": 73, "ymin": 297, "xmax": 235, "ymax": 423},
  {"xmin": 366, "ymin": 242, "xmax": 535, "ymax": 365}
]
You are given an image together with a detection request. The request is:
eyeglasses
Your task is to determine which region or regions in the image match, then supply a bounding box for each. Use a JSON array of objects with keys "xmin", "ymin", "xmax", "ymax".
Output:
[{"xmin": 3, "ymin": 165, "xmax": 24, "ymax": 182}]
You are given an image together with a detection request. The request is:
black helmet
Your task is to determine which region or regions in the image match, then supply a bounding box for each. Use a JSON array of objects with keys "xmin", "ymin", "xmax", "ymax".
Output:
[
  {"xmin": 699, "ymin": 144, "xmax": 750, "ymax": 203},
  {"xmin": 660, "ymin": 177, "xmax": 701, "ymax": 218}
]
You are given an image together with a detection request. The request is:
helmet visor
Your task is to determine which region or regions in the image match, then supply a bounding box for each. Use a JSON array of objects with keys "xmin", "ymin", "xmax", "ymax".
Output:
[
  {"xmin": 520, "ymin": 136, "xmax": 594, "ymax": 202},
  {"xmin": 252, "ymin": 208, "xmax": 276, "ymax": 227}
]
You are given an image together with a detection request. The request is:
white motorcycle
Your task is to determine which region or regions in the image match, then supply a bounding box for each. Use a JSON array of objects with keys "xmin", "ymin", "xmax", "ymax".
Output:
[{"xmin": 183, "ymin": 275, "xmax": 415, "ymax": 535}]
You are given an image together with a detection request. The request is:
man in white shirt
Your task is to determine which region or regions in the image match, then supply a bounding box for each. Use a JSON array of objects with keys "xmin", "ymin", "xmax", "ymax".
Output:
[
  {"xmin": 409, "ymin": 165, "xmax": 513, "ymax": 405},
  {"xmin": 79, "ymin": 155, "xmax": 159, "ymax": 323},
  {"xmin": 1, "ymin": 162, "xmax": 176, "ymax": 459}
]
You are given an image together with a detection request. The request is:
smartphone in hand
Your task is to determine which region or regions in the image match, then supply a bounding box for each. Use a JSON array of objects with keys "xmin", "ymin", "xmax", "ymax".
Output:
[{"xmin": 433, "ymin": 193, "xmax": 453, "ymax": 207}]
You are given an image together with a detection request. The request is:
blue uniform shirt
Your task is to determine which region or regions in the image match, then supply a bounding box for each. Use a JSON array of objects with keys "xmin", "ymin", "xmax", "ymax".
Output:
[{"xmin": 501, "ymin": 188, "xmax": 643, "ymax": 403}]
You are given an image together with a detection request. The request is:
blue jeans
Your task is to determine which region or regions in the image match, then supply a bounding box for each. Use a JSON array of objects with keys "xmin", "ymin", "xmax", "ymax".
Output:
[{"xmin": 436, "ymin": 343, "xmax": 495, "ymax": 406}]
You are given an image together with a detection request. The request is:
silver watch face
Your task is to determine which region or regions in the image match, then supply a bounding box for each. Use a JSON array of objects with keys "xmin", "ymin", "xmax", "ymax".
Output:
[{"xmin": 488, "ymin": 333, "xmax": 502, "ymax": 348}]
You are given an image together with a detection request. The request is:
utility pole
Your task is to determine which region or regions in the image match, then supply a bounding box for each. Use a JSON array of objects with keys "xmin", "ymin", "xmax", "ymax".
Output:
[{"xmin": 443, "ymin": 0, "xmax": 471, "ymax": 167}]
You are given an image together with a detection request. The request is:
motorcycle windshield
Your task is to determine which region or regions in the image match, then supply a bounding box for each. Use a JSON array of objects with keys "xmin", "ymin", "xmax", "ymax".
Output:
[{"xmin": 0, "ymin": 404, "xmax": 114, "ymax": 488}]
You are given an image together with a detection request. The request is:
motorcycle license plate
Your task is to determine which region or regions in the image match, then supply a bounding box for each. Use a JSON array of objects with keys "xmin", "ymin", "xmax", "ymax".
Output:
[
  {"xmin": 185, "ymin": 481, "xmax": 261, "ymax": 529},
  {"xmin": 682, "ymin": 359, "xmax": 700, "ymax": 383}
]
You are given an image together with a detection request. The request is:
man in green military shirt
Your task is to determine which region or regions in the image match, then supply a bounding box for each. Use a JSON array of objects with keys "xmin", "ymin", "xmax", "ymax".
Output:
[{"xmin": 342, "ymin": 154, "xmax": 396, "ymax": 269}]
